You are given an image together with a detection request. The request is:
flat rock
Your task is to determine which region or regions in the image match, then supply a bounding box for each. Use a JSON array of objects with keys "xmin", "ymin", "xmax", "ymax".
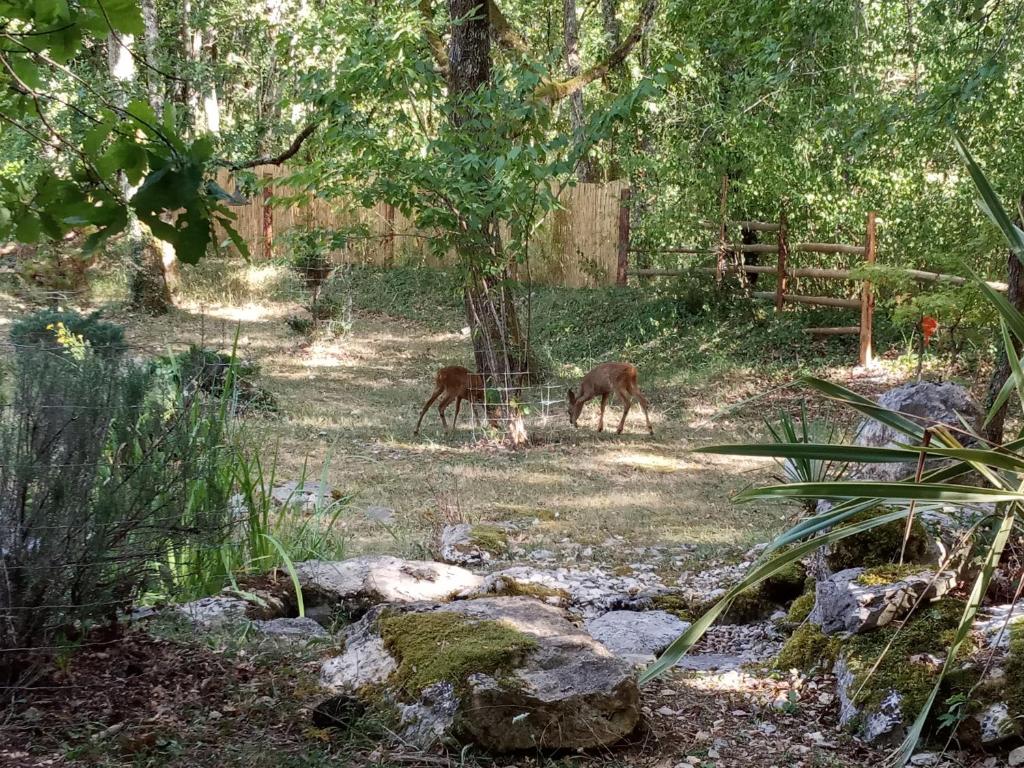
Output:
[
  {"xmin": 586, "ymin": 610, "xmax": 690, "ymax": 662},
  {"xmin": 251, "ymin": 617, "xmax": 329, "ymax": 639},
  {"xmin": 811, "ymin": 567, "xmax": 958, "ymax": 635},
  {"xmin": 295, "ymin": 556, "xmax": 483, "ymax": 615},
  {"xmin": 271, "ymin": 480, "xmax": 333, "ymax": 511},
  {"xmin": 470, "ymin": 565, "xmax": 669, "ymax": 618},
  {"xmin": 176, "ymin": 596, "xmax": 249, "ymax": 628},
  {"xmin": 320, "ymin": 596, "xmax": 640, "ymax": 752}
]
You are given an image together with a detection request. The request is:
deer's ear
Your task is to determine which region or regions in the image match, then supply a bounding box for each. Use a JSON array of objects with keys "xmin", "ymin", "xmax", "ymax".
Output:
[{"xmin": 566, "ymin": 389, "xmax": 575, "ymax": 404}]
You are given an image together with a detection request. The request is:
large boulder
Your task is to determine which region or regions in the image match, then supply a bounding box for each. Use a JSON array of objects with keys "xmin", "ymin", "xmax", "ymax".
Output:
[
  {"xmin": 851, "ymin": 382, "xmax": 982, "ymax": 482},
  {"xmin": 811, "ymin": 566, "xmax": 958, "ymax": 635},
  {"xmin": 295, "ymin": 556, "xmax": 483, "ymax": 615},
  {"xmin": 585, "ymin": 610, "xmax": 691, "ymax": 664},
  {"xmin": 319, "ymin": 596, "xmax": 640, "ymax": 751}
]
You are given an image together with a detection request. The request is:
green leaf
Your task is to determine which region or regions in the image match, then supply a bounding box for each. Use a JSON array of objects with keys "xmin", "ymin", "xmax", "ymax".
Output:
[
  {"xmin": 640, "ymin": 506, "xmax": 911, "ymax": 684},
  {"xmin": 97, "ymin": 139, "xmax": 148, "ymax": 184},
  {"xmin": 735, "ymin": 481, "xmax": 1024, "ymax": 504},
  {"xmin": 954, "ymin": 133, "xmax": 1024, "ymax": 258},
  {"xmin": 696, "ymin": 443, "xmax": 919, "ymax": 463},
  {"xmin": 800, "ymin": 377, "xmax": 926, "ymax": 440},
  {"xmin": 102, "ymin": 0, "xmax": 144, "ymax": 35},
  {"xmin": 15, "ymin": 213, "xmax": 41, "ymax": 243}
]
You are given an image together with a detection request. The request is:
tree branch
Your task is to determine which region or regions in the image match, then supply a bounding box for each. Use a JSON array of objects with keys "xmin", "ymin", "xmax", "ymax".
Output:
[
  {"xmin": 229, "ymin": 122, "xmax": 320, "ymax": 170},
  {"xmin": 488, "ymin": 0, "xmax": 529, "ymax": 54},
  {"xmin": 419, "ymin": 0, "xmax": 449, "ymax": 76},
  {"xmin": 534, "ymin": 0, "xmax": 657, "ymax": 102}
]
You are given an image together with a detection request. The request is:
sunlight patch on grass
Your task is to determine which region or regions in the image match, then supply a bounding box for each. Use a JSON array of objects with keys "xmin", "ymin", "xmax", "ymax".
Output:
[{"xmin": 601, "ymin": 451, "xmax": 687, "ymax": 473}]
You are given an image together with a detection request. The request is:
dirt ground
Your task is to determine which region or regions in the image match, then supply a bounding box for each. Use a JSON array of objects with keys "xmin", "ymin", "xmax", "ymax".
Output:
[
  {"xmin": 94, "ymin": 297, "xmax": 829, "ymax": 563},
  {"xmin": 1, "ymin": 293, "xmax": 966, "ymax": 768}
]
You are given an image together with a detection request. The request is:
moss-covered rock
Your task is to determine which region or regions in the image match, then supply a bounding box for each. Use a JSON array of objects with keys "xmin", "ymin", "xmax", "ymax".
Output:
[
  {"xmin": 826, "ymin": 508, "xmax": 931, "ymax": 572},
  {"xmin": 854, "ymin": 563, "xmax": 930, "ymax": 587},
  {"xmin": 379, "ymin": 611, "xmax": 537, "ymax": 695},
  {"xmin": 776, "ymin": 622, "xmax": 840, "ymax": 671},
  {"xmin": 650, "ymin": 593, "xmax": 694, "ymax": 621},
  {"xmin": 841, "ymin": 600, "xmax": 967, "ymax": 719},
  {"xmin": 1006, "ymin": 624, "xmax": 1024, "ymax": 720},
  {"xmin": 786, "ymin": 592, "xmax": 816, "ymax": 625},
  {"xmin": 468, "ymin": 524, "xmax": 509, "ymax": 553}
]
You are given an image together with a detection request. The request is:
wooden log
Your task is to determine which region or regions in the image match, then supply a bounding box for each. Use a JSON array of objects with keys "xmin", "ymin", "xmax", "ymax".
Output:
[
  {"xmin": 732, "ymin": 219, "xmax": 780, "ymax": 232},
  {"xmin": 628, "ymin": 246, "xmax": 708, "ymax": 254},
  {"xmin": 804, "ymin": 326, "xmax": 860, "ymax": 335},
  {"xmin": 859, "ymin": 213, "xmax": 877, "ymax": 366},
  {"xmin": 736, "ymin": 243, "xmax": 779, "ymax": 254},
  {"xmin": 752, "ymin": 291, "xmax": 862, "ymax": 309},
  {"xmin": 791, "ymin": 267, "xmax": 854, "ymax": 280},
  {"xmin": 793, "ymin": 242, "xmax": 867, "ymax": 255},
  {"xmin": 616, "ymin": 188, "xmax": 631, "ymax": 285},
  {"xmin": 901, "ymin": 268, "xmax": 1008, "ymax": 292}
]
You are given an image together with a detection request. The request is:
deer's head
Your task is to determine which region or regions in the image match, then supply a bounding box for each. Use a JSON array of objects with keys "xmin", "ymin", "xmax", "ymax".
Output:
[{"xmin": 566, "ymin": 389, "xmax": 580, "ymax": 427}]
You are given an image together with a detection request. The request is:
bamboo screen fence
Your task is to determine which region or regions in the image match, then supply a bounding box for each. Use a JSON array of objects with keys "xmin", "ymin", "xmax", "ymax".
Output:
[{"xmin": 214, "ymin": 166, "xmax": 628, "ymax": 288}]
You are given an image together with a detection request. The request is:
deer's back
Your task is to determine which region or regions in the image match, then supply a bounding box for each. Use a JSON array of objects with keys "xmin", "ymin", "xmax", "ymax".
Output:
[{"xmin": 582, "ymin": 362, "xmax": 637, "ymax": 393}]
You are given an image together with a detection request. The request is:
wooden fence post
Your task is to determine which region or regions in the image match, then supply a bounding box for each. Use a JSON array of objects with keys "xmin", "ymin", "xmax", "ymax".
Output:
[
  {"xmin": 384, "ymin": 203, "xmax": 396, "ymax": 265},
  {"xmin": 859, "ymin": 211, "xmax": 877, "ymax": 367},
  {"xmin": 616, "ymin": 187, "xmax": 631, "ymax": 285},
  {"xmin": 716, "ymin": 175, "xmax": 729, "ymax": 283},
  {"xmin": 261, "ymin": 180, "xmax": 273, "ymax": 260},
  {"xmin": 775, "ymin": 209, "xmax": 788, "ymax": 312}
]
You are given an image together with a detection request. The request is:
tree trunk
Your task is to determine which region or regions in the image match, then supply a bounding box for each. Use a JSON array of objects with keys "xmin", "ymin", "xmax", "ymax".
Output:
[
  {"xmin": 108, "ymin": 30, "xmax": 173, "ymax": 314},
  {"xmin": 985, "ymin": 233, "xmax": 1024, "ymax": 445},
  {"xmin": 563, "ymin": 0, "xmax": 595, "ymax": 181},
  {"xmin": 448, "ymin": 0, "xmax": 528, "ymax": 444}
]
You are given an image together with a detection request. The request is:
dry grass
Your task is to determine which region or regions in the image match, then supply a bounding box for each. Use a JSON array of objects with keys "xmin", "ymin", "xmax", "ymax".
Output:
[{"xmin": 57, "ymin": 295, "xmax": 816, "ymax": 565}]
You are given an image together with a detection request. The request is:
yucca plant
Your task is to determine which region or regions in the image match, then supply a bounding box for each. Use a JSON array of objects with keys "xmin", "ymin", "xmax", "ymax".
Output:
[
  {"xmin": 764, "ymin": 400, "xmax": 848, "ymax": 488},
  {"xmin": 642, "ymin": 136, "xmax": 1024, "ymax": 767}
]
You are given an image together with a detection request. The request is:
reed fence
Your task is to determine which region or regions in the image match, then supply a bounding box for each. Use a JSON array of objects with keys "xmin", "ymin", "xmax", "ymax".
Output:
[{"xmin": 214, "ymin": 167, "xmax": 627, "ymax": 289}]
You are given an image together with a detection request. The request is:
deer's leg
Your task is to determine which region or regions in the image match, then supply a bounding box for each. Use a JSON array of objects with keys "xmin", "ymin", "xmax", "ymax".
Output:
[
  {"xmin": 414, "ymin": 387, "xmax": 443, "ymax": 435},
  {"xmin": 635, "ymin": 390, "xmax": 653, "ymax": 434},
  {"xmin": 451, "ymin": 396, "xmax": 464, "ymax": 432},
  {"xmin": 597, "ymin": 393, "xmax": 608, "ymax": 432},
  {"xmin": 437, "ymin": 393, "xmax": 455, "ymax": 431},
  {"xmin": 616, "ymin": 390, "xmax": 633, "ymax": 434}
]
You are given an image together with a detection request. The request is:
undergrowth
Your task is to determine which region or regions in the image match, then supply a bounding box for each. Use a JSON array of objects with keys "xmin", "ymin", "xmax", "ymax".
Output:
[{"xmin": 342, "ymin": 265, "xmax": 899, "ymax": 385}]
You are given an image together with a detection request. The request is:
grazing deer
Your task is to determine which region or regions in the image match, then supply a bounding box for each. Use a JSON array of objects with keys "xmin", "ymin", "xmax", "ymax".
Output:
[
  {"xmin": 567, "ymin": 362, "xmax": 653, "ymax": 435},
  {"xmin": 414, "ymin": 366, "xmax": 492, "ymax": 435}
]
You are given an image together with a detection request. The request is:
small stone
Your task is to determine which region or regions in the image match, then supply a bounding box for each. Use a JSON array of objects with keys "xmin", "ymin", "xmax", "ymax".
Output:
[
  {"xmin": 655, "ymin": 706, "xmax": 677, "ymax": 716},
  {"xmin": 707, "ymin": 748, "xmax": 720, "ymax": 759},
  {"xmin": 909, "ymin": 754, "xmax": 941, "ymax": 767}
]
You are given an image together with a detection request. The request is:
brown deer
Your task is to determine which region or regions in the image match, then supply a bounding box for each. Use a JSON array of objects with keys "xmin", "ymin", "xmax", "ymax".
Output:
[
  {"xmin": 413, "ymin": 366, "xmax": 492, "ymax": 435},
  {"xmin": 567, "ymin": 362, "xmax": 653, "ymax": 435}
]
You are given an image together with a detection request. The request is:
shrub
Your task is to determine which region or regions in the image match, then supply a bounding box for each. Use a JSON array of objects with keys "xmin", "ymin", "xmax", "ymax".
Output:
[
  {"xmin": 151, "ymin": 345, "xmax": 278, "ymax": 413},
  {"xmin": 0, "ymin": 347, "xmax": 237, "ymax": 683},
  {"xmin": 9, "ymin": 308, "xmax": 124, "ymax": 356}
]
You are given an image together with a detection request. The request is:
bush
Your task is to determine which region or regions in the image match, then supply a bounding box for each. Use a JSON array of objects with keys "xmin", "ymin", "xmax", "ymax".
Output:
[
  {"xmin": 9, "ymin": 308, "xmax": 124, "ymax": 356},
  {"xmin": 0, "ymin": 347, "xmax": 238, "ymax": 683},
  {"xmin": 151, "ymin": 345, "xmax": 278, "ymax": 413}
]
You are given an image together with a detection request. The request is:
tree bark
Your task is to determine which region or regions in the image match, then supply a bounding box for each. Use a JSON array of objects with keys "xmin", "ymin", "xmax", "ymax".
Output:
[
  {"xmin": 984, "ymin": 225, "xmax": 1024, "ymax": 445},
  {"xmin": 108, "ymin": 29, "xmax": 173, "ymax": 314},
  {"xmin": 563, "ymin": 0, "xmax": 595, "ymax": 181},
  {"xmin": 448, "ymin": 0, "xmax": 529, "ymax": 444}
]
